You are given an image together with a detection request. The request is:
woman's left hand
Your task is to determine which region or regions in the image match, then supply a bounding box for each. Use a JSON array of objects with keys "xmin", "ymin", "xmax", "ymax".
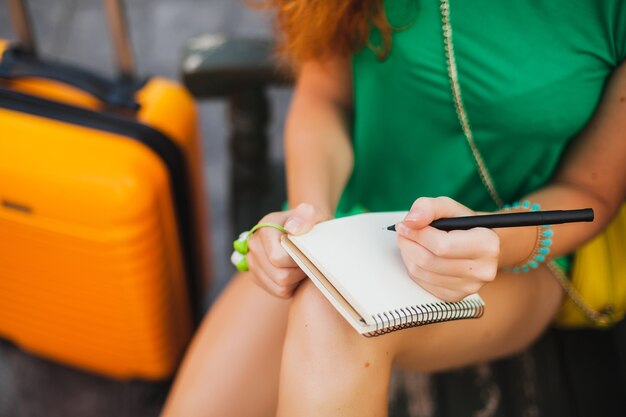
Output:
[{"xmin": 395, "ymin": 197, "xmax": 501, "ymax": 302}]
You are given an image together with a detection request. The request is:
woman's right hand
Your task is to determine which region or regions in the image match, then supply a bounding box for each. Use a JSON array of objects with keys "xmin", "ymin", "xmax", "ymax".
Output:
[{"xmin": 246, "ymin": 203, "xmax": 330, "ymax": 298}]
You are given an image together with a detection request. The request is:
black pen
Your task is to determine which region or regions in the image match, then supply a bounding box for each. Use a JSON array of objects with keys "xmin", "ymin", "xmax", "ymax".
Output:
[{"xmin": 387, "ymin": 208, "xmax": 594, "ymax": 232}]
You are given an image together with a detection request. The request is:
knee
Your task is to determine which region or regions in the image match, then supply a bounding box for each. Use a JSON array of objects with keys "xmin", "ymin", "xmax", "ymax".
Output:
[
  {"xmin": 284, "ymin": 281, "xmax": 394, "ymax": 361},
  {"xmin": 286, "ymin": 280, "xmax": 354, "ymax": 347},
  {"xmin": 278, "ymin": 282, "xmax": 393, "ymax": 411}
]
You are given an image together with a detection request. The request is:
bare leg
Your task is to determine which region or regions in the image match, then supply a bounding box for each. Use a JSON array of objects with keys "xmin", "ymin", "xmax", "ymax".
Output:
[
  {"xmin": 277, "ymin": 267, "xmax": 563, "ymax": 417},
  {"xmin": 161, "ymin": 273, "xmax": 291, "ymax": 417}
]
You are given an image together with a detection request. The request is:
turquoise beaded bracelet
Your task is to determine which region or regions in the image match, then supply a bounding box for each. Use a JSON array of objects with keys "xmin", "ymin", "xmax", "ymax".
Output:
[{"xmin": 503, "ymin": 200, "xmax": 554, "ymax": 273}]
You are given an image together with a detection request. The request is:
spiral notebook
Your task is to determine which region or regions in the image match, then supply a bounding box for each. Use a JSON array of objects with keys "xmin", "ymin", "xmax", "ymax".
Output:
[{"xmin": 281, "ymin": 212, "xmax": 484, "ymax": 336}]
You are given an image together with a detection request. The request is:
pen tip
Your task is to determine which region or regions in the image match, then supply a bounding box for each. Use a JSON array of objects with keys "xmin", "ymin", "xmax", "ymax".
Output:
[{"xmin": 387, "ymin": 225, "xmax": 396, "ymax": 232}]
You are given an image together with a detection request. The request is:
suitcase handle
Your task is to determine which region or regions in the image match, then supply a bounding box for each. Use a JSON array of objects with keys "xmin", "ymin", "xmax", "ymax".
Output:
[
  {"xmin": 7, "ymin": 0, "xmax": 136, "ymax": 77},
  {"xmin": 0, "ymin": 46, "xmax": 141, "ymax": 110},
  {"xmin": 5, "ymin": 0, "xmax": 139, "ymax": 110},
  {"xmin": 102, "ymin": 0, "xmax": 135, "ymax": 79}
]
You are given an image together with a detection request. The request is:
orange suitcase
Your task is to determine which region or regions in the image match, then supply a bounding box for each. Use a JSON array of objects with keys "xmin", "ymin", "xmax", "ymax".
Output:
[{"xmin": 0, "ymin": 0, "xmax": 210, "ymax": 379}]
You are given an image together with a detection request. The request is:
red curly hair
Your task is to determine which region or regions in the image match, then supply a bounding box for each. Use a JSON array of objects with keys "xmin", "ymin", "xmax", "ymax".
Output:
[{"xmin": 251, "ymin": 0, "xmax": 392, "ymax": 66}]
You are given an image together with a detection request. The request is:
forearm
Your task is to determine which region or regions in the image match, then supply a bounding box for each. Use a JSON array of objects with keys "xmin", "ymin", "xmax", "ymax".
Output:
[
  {"xmin": 284, "ymin": 62, "xmax": 354, "ymax": 218},
  {"xmin": 497, "ymin": 183, "xmax": 623, "ymax": 268}
]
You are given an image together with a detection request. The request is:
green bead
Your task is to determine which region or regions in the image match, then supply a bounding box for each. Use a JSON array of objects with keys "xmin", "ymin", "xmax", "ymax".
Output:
[
  {"xmin": 531, "ymin": 203, "xmax": 541, "ymax": 211},
  {"xmin": 512, "ymin": 267, "xmax": 520, "ymax": 273},
  {"xmin": 512, "ymin": 201, "xmax": 520, "ymax": 208},
  {"xmin": 236, "ymin": 256, "xmax": 249, "ymax": 272},
  {"xmin": 541, "ymin": 239, "xmax": 553, "ymax": 246},
  {"xmin": 529, "ymin": 260, "xmax": 539, "ymax": 269},
  {"xmin": 233, "ymin": 238, "xmax": 249, "ymax": 254},
  {"xmin": 539, "ymin": 247, "xmax": 550, "ymax": 255},
  {"xmin": 522, "ymin": 200, "xmax": 531, "ymax": 209},
  {"xmin": 542, "ymin": 229, "xmax": 554, "ymax": 237},
  {"xmin": 521, "ymin": 265, "xmax": 530, "ymax": 272},
  {"xmin": 535, "ymin": 254, "xmax": 545, "ymax": 262}
]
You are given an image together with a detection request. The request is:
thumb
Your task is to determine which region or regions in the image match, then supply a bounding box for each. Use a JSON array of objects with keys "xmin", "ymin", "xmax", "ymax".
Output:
[
  {"xmin": 403, "ymin": 197, "xmax": 474, "ymax": 230},
  {"xmin": 284, "ymin": 203, "xmax": 327, "ymax": 235}
]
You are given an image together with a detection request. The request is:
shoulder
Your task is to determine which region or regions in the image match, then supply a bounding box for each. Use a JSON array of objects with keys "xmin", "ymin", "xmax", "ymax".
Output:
[{"xmin": 296, "ymin": 58, "xmax": 353, "ymax": 110}]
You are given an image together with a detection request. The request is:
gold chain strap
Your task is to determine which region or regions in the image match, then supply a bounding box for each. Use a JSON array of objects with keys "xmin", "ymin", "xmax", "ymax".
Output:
[
  {"xmin": 439, "ymin": 0, "xmax": 609, "ymax": 325},
  {"xmin": 546, "ymin": 261, "xmax": 612, "ymax": 325},
  {"xmin": 439, "ymin": 0, "xmax": 503, "ymax": 209}
]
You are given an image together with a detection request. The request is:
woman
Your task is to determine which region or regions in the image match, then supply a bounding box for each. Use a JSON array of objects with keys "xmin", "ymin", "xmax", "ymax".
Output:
[{"xmin": 163, "ymin": 1, "xmax": 626, "ymax": 416}]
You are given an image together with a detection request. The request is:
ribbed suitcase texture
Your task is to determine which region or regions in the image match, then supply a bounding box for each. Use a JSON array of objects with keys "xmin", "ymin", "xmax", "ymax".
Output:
[{"xmin": 0, "ymin": 40, "xmax": 210, "ymax": 379}]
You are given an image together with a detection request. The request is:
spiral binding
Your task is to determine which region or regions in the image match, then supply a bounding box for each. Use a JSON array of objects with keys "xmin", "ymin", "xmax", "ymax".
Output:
[{"xmin": 365, "ymin": 299, "xmax": 485, "ymax": 337}]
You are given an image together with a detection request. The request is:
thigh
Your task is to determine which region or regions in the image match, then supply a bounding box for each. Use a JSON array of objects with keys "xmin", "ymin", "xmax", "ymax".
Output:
[
  {"xmin": 162, "ymin": 272, "xmax": 291, "ymax": 417},
  {"xmin": 390, "ymin": 266, "xmax": 564, "ymax": 372}
]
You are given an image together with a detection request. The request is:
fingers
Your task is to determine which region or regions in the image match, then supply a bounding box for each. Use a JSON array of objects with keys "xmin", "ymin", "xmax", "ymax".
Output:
[
  {"xmin": 251, "ymin": 211, "xmax": 295, "ymax": 269},
  {"xmin": 398, "ymin": 253, "xmax": 492, "ymax": 302},
  {"xmin": 409, "ymin": 278, "xmax": 473, "ymax": 303},
  {"xmin": 396, "ymin": 223, "xmax": 500, "ymax": 260},
  {"xmin": 255, "ymin": 203, "xmax": 329, "ymax": 269},
  {"xmin": 401, "ymin": 256, "xmax": 479, "ymax": 302},
  {"xmin": 246, "ymin": 251, "xmax": 302, "ymax": 299},
  {"xmin": 245, "ymin": 203, "xmax": 329, "ymax": 298},
  {"xmin": 403, "ymin": 196, "xmax": 475, "ymax": 230},
  {"xmin": 257, "ymin": 226, "xmax": 296, "ymax": 269},
  {"xmin": 395, "ymin": 198, "xmax": 500, "ymax": 294},
  {"xmin": 284, "ymin": 203, "xmax": 328, "ymax": 235},
  {"xmin": 247, "ymin": 216, "xmax": 303, "ymax": 298},
  {"xmin": 397, "ymin": 236, "xmax": 498, "ymax": 284}
]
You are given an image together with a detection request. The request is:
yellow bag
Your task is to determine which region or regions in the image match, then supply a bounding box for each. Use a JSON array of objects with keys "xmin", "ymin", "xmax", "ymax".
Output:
[{"xmin": 553, "ymin": 204, "xmax": 626, "ymax": 328}]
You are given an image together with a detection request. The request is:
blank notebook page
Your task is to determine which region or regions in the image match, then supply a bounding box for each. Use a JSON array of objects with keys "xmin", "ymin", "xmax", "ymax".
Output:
[{"xmin": 288, "ymin": 212, "xmax": 480, "ymax": 322}]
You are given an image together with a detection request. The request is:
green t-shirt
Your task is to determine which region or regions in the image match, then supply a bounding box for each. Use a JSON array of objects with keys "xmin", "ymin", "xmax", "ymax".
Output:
[{"xmin": 337, "ymin": 0, "xmax": 626, "ymax": 216}]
